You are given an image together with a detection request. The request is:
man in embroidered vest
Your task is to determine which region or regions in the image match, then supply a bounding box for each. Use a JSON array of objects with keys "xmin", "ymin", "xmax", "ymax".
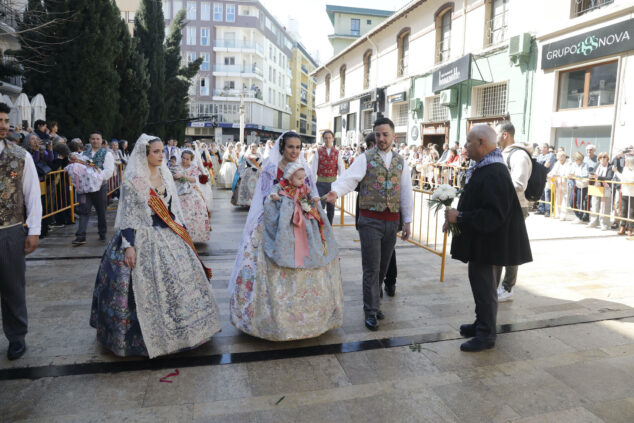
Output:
[
  {"xmin": 0, "ymin": 102, "xmax": 42, "ymax": 360},
  {"xmin": 326, "ymin": 118, "xmax": 413, "ymax": 331},
  {"xmin": 312, "ymin": 130, "xmax": 344, "ymax": 224},
  {"xmin": 72, "ymin": 131, "xmax": 115, "ymax": 245}
]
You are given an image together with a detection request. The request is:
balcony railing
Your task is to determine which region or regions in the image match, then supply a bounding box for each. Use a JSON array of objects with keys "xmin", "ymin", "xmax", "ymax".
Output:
[
  {"xmin": 0, "ymin": 1, "xmax": 18, "ymax": 29},
  {"xmin": 213, "ymin": 88, "xmax": 263, "ymax": 100},
  {"xmin": 214, "ymin": 39, "xmax": 264, "ymax": 54},
  {"xmin": 0, "ymin": 54, "xmax": 22, "ymax": 88},
  {"xmin": 572, "ymin": 0, "xmax": 614, "ymax": 17},
  {"xmin": 301, "ymin": 82, "xmax": 308, "ymax": 89},
  {"xmin": 213, "ymin": 64, "xmax": 263, "ymax": 77},
  {"xmin": 485, "ymin": 9, "xmax": 508, "ymax": 46},
  {"xmin": 300, "ymin": 113, "xmax": 307, "ymax": 119},
  {"xmin": 301, "ymin": 64, "xmax": 309, "ymax": 74}
]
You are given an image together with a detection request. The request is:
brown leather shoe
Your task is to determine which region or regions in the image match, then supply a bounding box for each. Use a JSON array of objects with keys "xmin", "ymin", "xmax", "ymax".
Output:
[
  {"xmin": 627, "ymin": 229, "xmax": 633, "ymax": 236},
  {"xmin": 618, "ymin": 226, "xmax": 626, "ymax": 235}
]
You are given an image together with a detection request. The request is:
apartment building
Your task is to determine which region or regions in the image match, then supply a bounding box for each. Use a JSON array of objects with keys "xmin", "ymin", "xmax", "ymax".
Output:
[
  {"xmin": 116, "ymin": 0, "xmax": 141, "ymax": 33},
  {"xmin": 326, "ymin": 5, "xmax": 393, "ymax": 55},
  {"xmin": 0, "ymin": 0, "xmax": 26, "ymax": 96},
  {"xmin": 161, "ymin": 0, "xmax": 292, "ymax": 142},
  {"xmin": 289, "ymin": 41, "xmax": 318, "ymax": 143}
]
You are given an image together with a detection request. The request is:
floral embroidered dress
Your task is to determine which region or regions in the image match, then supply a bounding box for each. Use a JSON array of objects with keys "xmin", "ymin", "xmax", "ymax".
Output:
[
  {"xmin": 90, "ymin": 135, "xmax": 221, "ymax": 358},
  {"xmin": 218, "ymin": 150, "xmax": 237, "ymax": 188},
  {"xmin": 232, "ymin": 153, "xmax": 262, "ymax": 207},
  {"xmin": 174, "ymin": 164, "xmax": 210, "ymax": 243},
  {"xmin": 229, "ymin": 161, "xmax": 344, "ymax": 341}
]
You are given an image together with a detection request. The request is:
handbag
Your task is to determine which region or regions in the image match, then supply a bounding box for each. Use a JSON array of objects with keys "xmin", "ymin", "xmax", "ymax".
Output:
[
  {"xmin": 36, "ymin": 160, "xmax": 52, "ymax": 177},
  {"xmin": 588, "ymin": 184, "xmax": 604, "ymax": 197}
]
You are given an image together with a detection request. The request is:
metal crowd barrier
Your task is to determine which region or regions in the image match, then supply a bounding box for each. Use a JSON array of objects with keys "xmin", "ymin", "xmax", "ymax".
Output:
[
  {"xmin": 39, "ymin": 163, "xmax": 124, "ymax": 222},
  {"xmin": 332, "ymin": 186, "xmax": 450, "ymax": 282},
  {"xmin": 412, "ymin": 163, "xmax": 467, "ymax": 191},
  {"xmin": 535, "ymin": 176, "xmax": 634, "ymax": 226},
  {"xmin": 39, "ymin": 170, "xmax": 76, "ymax": 221}
]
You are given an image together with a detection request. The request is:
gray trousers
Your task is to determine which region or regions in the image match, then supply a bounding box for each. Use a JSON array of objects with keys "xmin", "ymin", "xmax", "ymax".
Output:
[
  {"xmin": 358, "ymin": 216, "xmax": 399, "ymax": 315},
  {"xmin": 316, "ymin": 181, "xmax": 335, "ymax": 225},
  {"xmin": 468, "ymin": 261, "xmax": 498, "ymax": 341},
  {"xmin": 76, "ymin": 184, "xmax": 108, "ymax": 238},
  {"xmin": 494, "ymin": 207, "xmax": 529, "ymax": 292},
  {"xmin": 0, "ymin": 225, "xmax": 27, "ymax": 343}
]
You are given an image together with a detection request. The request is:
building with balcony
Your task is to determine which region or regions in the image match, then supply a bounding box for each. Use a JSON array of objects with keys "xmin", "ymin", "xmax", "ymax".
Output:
[
  {"xmin": 162, "ymin": 0, "xmax": 292, "ymax": 142},
  {"xmin": 289, "ymin": 41, "xmax": 318, "ymax": 143},
  {"xmin": 326, "ymin": 5, "xmax": 393, "ymax": 56},
  {"xmin": 313, "ymin": 0, "xmax": 540, "ymax": 149},
  {"xmin": 0, "ymin": 0, "xmax": 26, "ymax": 96}
]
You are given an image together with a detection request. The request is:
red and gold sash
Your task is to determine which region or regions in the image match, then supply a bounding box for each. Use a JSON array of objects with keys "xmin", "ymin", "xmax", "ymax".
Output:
[{"xmin": 148, "ymin": 189, "xmax": 212, "ymax": 279}]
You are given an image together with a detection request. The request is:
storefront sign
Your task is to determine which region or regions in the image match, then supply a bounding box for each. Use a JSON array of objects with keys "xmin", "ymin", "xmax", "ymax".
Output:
[
  {"xmin": 542, "ymin": 18, "xmax": 634, "ymax": 70},
  {"xmin": 388, "ymin": 92, "xmax": 407, "ymax": 103},
  {"xmin": 339, "ymin": 102, "xmax": 350, "ymax": 114},
  {"xmin": 432, "ymin": 54, "xmax": 472, "ymax": 92}
]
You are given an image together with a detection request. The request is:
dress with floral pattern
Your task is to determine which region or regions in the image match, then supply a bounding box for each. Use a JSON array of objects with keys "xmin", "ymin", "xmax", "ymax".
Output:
[
  {"xmin": 90, "ymin": 182, "xmax": 221, "ymax": 358},
  {"xmin": 229, "ymin": 165, "xmax": 344, "ymax": 341},
  {"xmin": 175, "ymin": 165, "xmax": 210, "ymax": 243}
]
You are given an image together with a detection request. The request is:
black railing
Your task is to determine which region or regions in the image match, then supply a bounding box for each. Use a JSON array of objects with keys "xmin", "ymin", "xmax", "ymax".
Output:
[{"xmin": 573, "ymin": 0, "xmax": 614, "ymax": 17}]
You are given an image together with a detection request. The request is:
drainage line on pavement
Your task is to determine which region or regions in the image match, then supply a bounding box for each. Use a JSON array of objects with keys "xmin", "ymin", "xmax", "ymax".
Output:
[{"xmin": 1, "ymin": 312, "xmax": 632, "ymax": 382}]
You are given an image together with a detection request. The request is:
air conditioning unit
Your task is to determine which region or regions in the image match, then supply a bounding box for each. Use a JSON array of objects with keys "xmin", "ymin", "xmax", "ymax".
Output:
[
  {"xmin": 439, "ymin": 89, "xmax": 457, "ymax": 107},
  {"xmin": 509, "ymin": 33, "xmax": 531, "ymax": 58}
]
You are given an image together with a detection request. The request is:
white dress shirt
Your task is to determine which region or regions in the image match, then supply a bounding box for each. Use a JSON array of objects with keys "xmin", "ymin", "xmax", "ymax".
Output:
[
  {"xmin": 0, "ymin": 141, "xmax": 42, "ymax": 235},
  {"xmin": 311, "ymin": 147, "xmax": 345, "ymax": 178},
  {"xmin": 85, "ymin": 148, "xmax": 115, "ymax": 182},
  {"xmin": 331, "ymin": 149, "xmax": 414, "ymax": 224}
]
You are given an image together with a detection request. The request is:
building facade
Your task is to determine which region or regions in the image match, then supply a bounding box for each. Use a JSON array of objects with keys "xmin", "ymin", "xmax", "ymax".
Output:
[
  {"xmin": 289, "ymin": 41, "xmax": 318, "ymax": 143},
  {"xmin": 315, "ymin": 0, "xmax": 538, "ymax": 148},
  {"xmin": 115, "ymin": 0, "xmax": 141, "ymax": 33},
  {"xmin": 326, "ymin": 5, "xmax": 393, "ymax": 56},
  {"xmin": 0, "ymin": 0, "xmax": 27, "ymax": 97},
  {"xmin": 315, "ymin": 0, "xmax": 634, "ymax": 156},
  {"xmin": 161, "ymin": 0, "xmax": 292, "ymax": 143},
  {"xmin": 531, "ymin": 0, "xmax": 634, "ymax": 156}
]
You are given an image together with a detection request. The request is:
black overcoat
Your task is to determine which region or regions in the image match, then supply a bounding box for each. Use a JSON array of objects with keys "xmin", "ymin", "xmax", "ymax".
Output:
[{"xmin": 450, "ymin": 162, "xmax": 532, "ymax": 266}]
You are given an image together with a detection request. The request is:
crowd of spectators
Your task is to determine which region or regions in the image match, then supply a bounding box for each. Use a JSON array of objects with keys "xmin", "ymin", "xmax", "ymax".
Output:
[
  {"xmin": 5, "ymin": 120, "xmax": 129, "ymax": 238},
  {"xmin": 534, "ymin": 142, "xmax": 634, "ymax": 235}
]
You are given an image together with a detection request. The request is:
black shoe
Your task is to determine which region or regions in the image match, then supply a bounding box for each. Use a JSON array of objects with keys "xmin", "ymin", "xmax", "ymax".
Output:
[
  {"xmin": 365, "ymin": 315, "xmax": 379, "ymax": 331},
  {"xmin": 99, "ymin": 234, "xmax": 106, "ymax": 241},
  {"xmin": 72, "ymin": 237, "xmax": 86, "ymax": 245},
  {"xmin": 7, "ymin": 341, "xmax": 26, "ymax": 360},
  {"xmin": 460, "ymin": 338, "xmax": 495, "ymax": 352},
  {"xmin": 459, "ymin": 323, "xmax": 476, "ymax": 338},
  {"xmin": 384, "ymin": 284, "xmax": 396, "ymax": 297},
  {"xmin": 376, "ymin": 310, "xmax": 385, "ymax": 320}
]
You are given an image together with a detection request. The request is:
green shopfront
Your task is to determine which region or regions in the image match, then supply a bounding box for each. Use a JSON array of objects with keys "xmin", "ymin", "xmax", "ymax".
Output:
[
  {"xmin": 409, "ymin": 43, "xmax": 538, "ymax": 147},
  {"xmin": 533, "ymin": 17, "xmax": 634, "ymax": 155}
]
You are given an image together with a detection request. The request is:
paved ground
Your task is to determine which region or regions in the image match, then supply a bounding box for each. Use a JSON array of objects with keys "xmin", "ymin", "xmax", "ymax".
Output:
[{"xmin": 1, "ymin": 188, "xmax": 633, "ymax": 422}]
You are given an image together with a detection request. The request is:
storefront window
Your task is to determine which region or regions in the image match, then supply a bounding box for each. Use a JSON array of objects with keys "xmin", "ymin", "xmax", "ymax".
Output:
[
  {"xmin": 555, "ymin": 126, "xmax": 611, "ymax": 156},
  {"xmin": 558, "ymin": 61, "xmax": 617, "ymax": 110}
]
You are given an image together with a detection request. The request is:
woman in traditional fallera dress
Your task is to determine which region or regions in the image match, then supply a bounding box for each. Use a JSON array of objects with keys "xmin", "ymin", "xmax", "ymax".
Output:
[
  {"xmin": 194, "ymin": 141, "xmax": 214, "ymax": 214},
  {"xmin": 232, "ymin": 143, "xmax": 262, "ymax": 207},
  {"xmin": 228, "ymin": 131, "xmax": 344, "ymax": 341},
  {"xmin": 173, "ymin": 149, "xmax": 211, "ymax": 243},
  {"xmin": 90, "ymin": 135, "xmax": 221, "ymax": 358},
  {"xmin": 218, "ymin": 144, "xmax": 238, "ymax": 188}
]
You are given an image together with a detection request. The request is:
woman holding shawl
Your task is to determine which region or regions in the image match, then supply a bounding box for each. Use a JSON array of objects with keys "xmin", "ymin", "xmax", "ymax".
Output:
[
  {"xmin": 173, "ymin": 149, "xmax": 211, "ymax": 243},
  {"xmin": 90, "ymin": 134, "xmax": 221, "ymax": 358},
  {"xmin": 228, "ymin": 131, "xmax": 343, "ymax": 341}
]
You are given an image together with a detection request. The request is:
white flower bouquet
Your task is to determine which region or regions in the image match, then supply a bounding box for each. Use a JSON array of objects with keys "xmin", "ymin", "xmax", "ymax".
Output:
[{"xmin": 428, "ymin": 184, "xmax": 461, "ymax": 236}]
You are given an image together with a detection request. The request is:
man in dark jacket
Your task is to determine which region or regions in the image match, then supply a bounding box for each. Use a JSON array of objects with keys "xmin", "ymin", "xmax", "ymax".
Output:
[{"xmin": 445, "ymin": 125, "xmax": 532, "ymax": 352}]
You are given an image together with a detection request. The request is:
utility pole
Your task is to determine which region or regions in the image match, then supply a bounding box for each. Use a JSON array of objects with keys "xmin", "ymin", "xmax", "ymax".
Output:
[{"xmin": 239, "ymin": 93, "xmax": 245, "ymax": 145}]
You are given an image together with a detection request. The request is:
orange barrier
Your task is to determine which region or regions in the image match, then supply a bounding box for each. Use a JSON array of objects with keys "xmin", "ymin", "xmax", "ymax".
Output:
[{"xmin": 38, "ymin": 163, "xmax": 124, "ymax": 222}]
